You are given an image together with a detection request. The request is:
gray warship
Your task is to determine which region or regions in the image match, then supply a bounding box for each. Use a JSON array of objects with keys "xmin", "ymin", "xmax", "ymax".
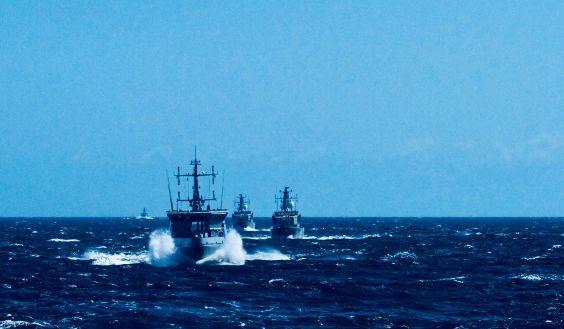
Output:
[
  {"xmin": 271, "ymin": 187, "xmax": 304, "ymax": 239},
  {"xmin": 166, "ymin": 150, "xmax": 228, "ymax": 261},
  {"xmin": 231, "ymin": 194, "xmax": 255, "ymax": 232},
  {"xmin": 136, "ymin": 207, "xmax": 153, "ymax": 220}
]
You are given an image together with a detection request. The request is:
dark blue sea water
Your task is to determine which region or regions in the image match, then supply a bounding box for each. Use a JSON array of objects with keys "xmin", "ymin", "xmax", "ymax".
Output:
[{"xmin": 0, "ymin": 217, "xmax": 563, "ymax": 328}]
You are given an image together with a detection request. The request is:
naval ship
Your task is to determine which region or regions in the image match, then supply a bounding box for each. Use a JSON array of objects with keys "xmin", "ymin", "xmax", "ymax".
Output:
[
  {"xmin": 166, "ymin": 151, "xmax": 228, "ymax": 261},
  {"xmin": 136, "ymin": 207, "xmax": 153, "ymax": 220},
  {"xmin": 231, "ymin": 194, "xmax": 255, "ymax": 231},
  {"xmin": 271, "ymin": 187, "xmax": 304, "ymax": 239}
]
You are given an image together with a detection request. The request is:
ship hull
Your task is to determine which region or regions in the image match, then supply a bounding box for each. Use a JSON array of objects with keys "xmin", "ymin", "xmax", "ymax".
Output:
[
  {"xmin": 271, "ymin": 226, "xmax": 304, "ymax": 239},
  {"xmin": 232, "ymin": 213, "xmax": 255, "ymax": 232},
  {"xmin": 166, "ymin": 210, "xmax": 228, "ymax": 261},
  {"xmin": 173, "ymin": 237, "xmax": 224, "ymax": 261},
  {"xmin": 271, "ymin": 211, "xmax": 303, "ymax": 239}
]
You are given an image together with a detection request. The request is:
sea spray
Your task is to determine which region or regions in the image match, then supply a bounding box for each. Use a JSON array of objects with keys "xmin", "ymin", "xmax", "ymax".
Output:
[
  {"xmin": 246, "ymin": 250, "xmax": 290, "ymax": 261},
  {"xmin": 197, "ymin": 230, "xmax": 246, "ymax": 265},
  {"xmin": 81, "ymin": 250, "xmax": 148, "ymax": 266},
  {"xmin": 197, "ymin": 230, "xmax": 291, "ymax": 265},
  {"xmin": 148, "ymin": 230, "xmax": 177, "ymax": 267}
]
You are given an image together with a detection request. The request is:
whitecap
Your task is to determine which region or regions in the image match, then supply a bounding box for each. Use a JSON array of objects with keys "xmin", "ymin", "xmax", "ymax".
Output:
[
  {"xmin": 522, "ymin": 255, "xmax": 546, "ymax": 261},
  {"xmin": 268, "ymin": 278, "xmax": 286, "ymax": 286},
  {"xmin": 197, "ymin": 231, "xmax": 290, "ymax": 265},
  {"xmin": 246, "ymin": 250, "xmax": 290, "ymax": 261},
  {"xmin": 0, "ymin": 320, "xmax": 49, "ymax": 328},
  {"xmin": 381, "ymin": 251, "xmax": 418, "ymax": 263},
  {"xmin": 302, "ymin": 234, "xmax": 381, "ymax": 240},
  {"xmin": 81, "ymin": 250, "xmax": 148, "ymax": 266},
  {"xmin": 419, "ymin": 276, "xmax": 466, "ymax": 284},
  {"xmin": 242, "ymin": 236, "xmax": 269, "ymax": 240},
  {"xmin": 513, "ymin": 274, "xmax": 543, "ymax": 281},
  {"xmin": 48, "ymin": 238, "xmax": 80, "ymax": 243}
]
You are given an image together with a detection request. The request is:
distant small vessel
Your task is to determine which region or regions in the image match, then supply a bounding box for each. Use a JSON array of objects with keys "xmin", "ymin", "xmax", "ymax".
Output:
[
  {"xmin": 166, "ymin": 149, "xmax": 228, "ymax": 261},
  {"xmin": 231, "ymin": 194, "xmax": 255, "ymax": 232},
  {"xmin": 271, "ymin": 187, "xmax": 304, "ymax": 239},
  {"xmin": 136, "ymin": 208, "xmax": 153, "ymax": 220}
]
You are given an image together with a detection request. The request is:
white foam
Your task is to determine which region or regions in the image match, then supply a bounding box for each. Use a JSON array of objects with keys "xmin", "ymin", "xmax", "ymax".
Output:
[
  {"xmin": 419, "ymin": 276, "xmax": 466, "ymax": 284},
  {"xmin": 0, "ymin": 320, "xmax": 46, "ymax": 328},
  {"xmin": 0, "ymin": 320, "xmax": 52, "ymax": 328},
  {"xmin": 148, "ymin": 230, "xmax": 177, "ymax": 267},
  {"xmin": 242, "ymin": 227, "xmax": 270, "ymax": 232},
  {"xmin": 513, "ymin": 274, "xmax": 543, "ymax": 281},
  {"xmin": 302, "ymin": 234, "xmax": 381, "ymax": 240},
  {"xmin": 381, "ymin": 251, "xmax": 418, "ymax": 263},
  {"xmin": 243, "ymin": 236, "xmax": 269, "ymax": 240},
  {"xmin": 246, "ymin": 250, "xmax": 290, "ymax": 261},
  {"xmin": 197, "ymin": 231, "xmax": 246, "ymax": 265},
  {"xmin": 522, "ymin": 255, "xmax": 546, "ymax": 261},
  {"xmin": 197, "ymin": 231, "xmax": 290, "ymax": 265},
  {"xmin": 48, "ymin": 238, "xmax": 80, "ymax": 243},
  {"xmin": 512, "ymin": 274, "xmax": 564, "ymax": 281},
  {"xmin": 81, "ymin": 250, "xmax": 148, "ymax": 266},
  {"xmin": 268, "ymin": 278, "xmax": 287, "ymax": 286}
]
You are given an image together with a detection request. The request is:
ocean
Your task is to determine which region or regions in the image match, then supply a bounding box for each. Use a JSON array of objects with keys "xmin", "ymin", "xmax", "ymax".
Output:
[{"xmin": 0, "ymin": 217, "xmax": 562, "ymax": 328}]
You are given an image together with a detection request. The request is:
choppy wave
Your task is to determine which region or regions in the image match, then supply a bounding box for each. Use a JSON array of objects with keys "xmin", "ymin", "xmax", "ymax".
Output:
[
  {"xmin": 522, "ymin": 255, "xmax": 546, "ymax": 261},
  {"xmin": 48, "ymin": 238, "xmax": 80, "ymax": 243},
  {"xmin": 246, "ymin": 250, "xmax": 290, "ymax": 261},
  {"xmin": 419, "ymin": 276, "xmax": 466, "ymax": 284},
  {"xmin": 197, "ymin": 231, "xmax": 290, "ymax": 265},
  {"xmin": 512, "ymin": 274, "xmax": 564, "ymax": 282},
  {"xmin": 0, "ymin": 320, "xmax": 51, "ymax": 328},
  {"xmin": 6, "ymin": 217, "xmax": 564, "ymax": 328},
  {"xmin": 302, "ymin": 234, "xmax": 382, "ymax": 240},
  {"xmin": 268, "ymin": 278, "xmax": 287, "ymax": 286},
  {"xmin": 381, "ymin": 251, "xmax": 418, "ymax": 263},
  {"xmin": 242, "ymin": 227, "xmax": 270, "ymax": 232},
  {"xmin": 80, "ymin": 250, "xmax": 148, "ymax": 266}
]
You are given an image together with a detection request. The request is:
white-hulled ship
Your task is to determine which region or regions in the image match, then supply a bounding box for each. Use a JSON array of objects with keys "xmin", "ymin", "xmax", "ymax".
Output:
[
  {"xmin": 271, "ymin": 187, "xmax": 304, "ymax": 239},
  {"xmin": 231, "ymin": 194, "xmax": 255, "ymax": 232},
  {"xmin": 166, "ymin": 150, "xmax": 228, "ymax": 261}
]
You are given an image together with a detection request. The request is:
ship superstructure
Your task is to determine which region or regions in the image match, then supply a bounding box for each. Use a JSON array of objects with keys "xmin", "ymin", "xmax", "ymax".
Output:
[
  {"xmin": 166, "ymin": 150, "xmax": 227, "ymax": 261},
  {"xmin": 271, "ymin": 187, "xmax": 304, "ymax": 239},
  {"xmin": 231, "ymin": 194, "xmax": 255, "ymax": 231},
  {"xmin": 136, "ymin": 207, "xmax": 153, "ymax": 219}
]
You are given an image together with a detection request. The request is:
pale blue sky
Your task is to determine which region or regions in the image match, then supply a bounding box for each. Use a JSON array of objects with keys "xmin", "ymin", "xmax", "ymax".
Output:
[{"xmin": 1, "ymin": 1, "xmax": 563, "ymax": 216}]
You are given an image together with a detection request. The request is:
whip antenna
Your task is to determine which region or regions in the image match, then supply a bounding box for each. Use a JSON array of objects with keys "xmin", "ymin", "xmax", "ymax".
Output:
[
  {"xmin": 166, "ymin": 170, "xmax": 174, "ymax": 211},
  {"xmin": 220, "ymin": 170, "xmax": 225, "ymax": 209}
]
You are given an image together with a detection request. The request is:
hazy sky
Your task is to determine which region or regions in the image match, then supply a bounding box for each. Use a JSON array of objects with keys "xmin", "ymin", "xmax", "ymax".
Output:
[{"xmin": 1, "ymin": 1, "xmax": 563, "ymax": 217}]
